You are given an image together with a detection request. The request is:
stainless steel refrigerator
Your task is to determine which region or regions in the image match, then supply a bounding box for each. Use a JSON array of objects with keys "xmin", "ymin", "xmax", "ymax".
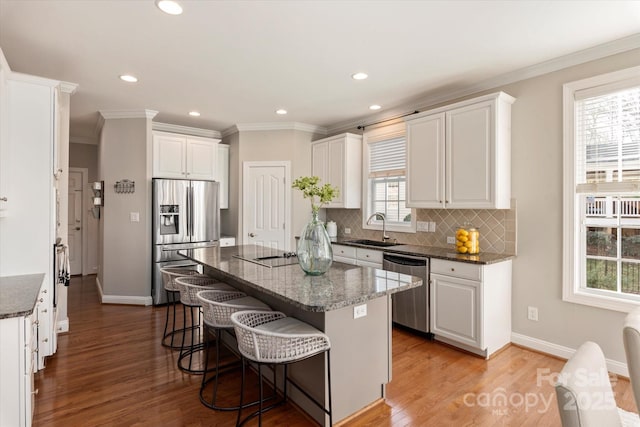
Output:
[{"xmin": 152, "ymin": 178, "xmax": 220, "ymax": 305}]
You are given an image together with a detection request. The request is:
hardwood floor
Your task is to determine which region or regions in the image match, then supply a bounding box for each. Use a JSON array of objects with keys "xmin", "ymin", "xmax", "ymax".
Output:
[{"xmin": 34, "ymin": 275, "xmax": 637, "ymax": 426}]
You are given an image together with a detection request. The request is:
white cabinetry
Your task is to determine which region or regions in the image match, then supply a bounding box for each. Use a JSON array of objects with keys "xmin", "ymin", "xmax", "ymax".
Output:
[
  {"xmin": 406, "ymin": 92, "xmax": 514, "ymax": 209},
  {"xmin": 217, "ymin": 144, "xmax": 229, "ymax": 209},
  {"xmin": 311, "ymin": 133, "xmax": 362, "ymax": 208},
  {"xmin": 332, "ymin": 244, "xmax": 383, "ymax": 268},
  {"xmin": 430, "ymin": 258, "xmax": 512, "ymax": 358},
  {"xmin": 0, "ymin": 313, "xmax": 36, "ymax": 427},
  {"xmin": 219, "ymin": 236, "xmax": 236, "ymax": 247},
  {"xmin": 152, "ymin": 131, "xmax": 220, "ymax": 180}
]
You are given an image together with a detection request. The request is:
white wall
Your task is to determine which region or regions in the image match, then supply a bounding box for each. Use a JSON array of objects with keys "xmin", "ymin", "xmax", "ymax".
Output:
[{"xmin": 97, "ymin": 116, "xmax": 152, "ymax": 304}]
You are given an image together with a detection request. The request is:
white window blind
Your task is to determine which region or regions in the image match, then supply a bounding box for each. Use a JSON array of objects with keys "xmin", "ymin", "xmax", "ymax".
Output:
[
  {"xmin": 575, "ymin": 85, "xmax": 640, "ymax": 194},
  {"xmin": 368, "ymin": 136, "xmax": 405, "ymax": 178}
]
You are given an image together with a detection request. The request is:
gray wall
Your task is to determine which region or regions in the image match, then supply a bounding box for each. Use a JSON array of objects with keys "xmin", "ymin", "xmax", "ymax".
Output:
[
  {"xmin": 97, "ymin": 117, "xmax": 152, "ymax": 302},
  {"xmin": 222, "ymin": 128, "xmax": 320, "ymax": 250}
]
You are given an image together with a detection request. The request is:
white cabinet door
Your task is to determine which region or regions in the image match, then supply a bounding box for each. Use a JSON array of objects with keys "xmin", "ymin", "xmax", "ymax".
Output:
[
  {"xmin": 186, "ymin": 137, "xmax": 217, "ymax": 180},
  {"xmin": 446, "ymin": 100, "xmax": 493, "ymax": 208},
  {"xmin": 217, "ymin": 144, "xmax": 229, "ymax": 209},
  {"xmin": 0, "ymin": 60, "xmax": 8, "ymax": 217},
  {"xmin": 153, "ymin": 133, "xmax": 186, "ymax": 178},
  {"xmin": 406, "ymin": 112, "xmax": 445, "ymax": 208},
  {"xmin": 311, "ymin": 133, "xmax": 362, "ymax": 209},
  {"xmin": 431, "ymin": 273, "xmax": 482, "ymax": 349}
]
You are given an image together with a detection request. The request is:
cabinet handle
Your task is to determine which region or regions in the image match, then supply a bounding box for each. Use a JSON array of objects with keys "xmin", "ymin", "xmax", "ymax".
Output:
[
  {"xmin": 0, "ymin": 197, "xmax": 7, "ymax": 202},
  {"xmin": 34, "ymin": 320, "xmax": 39, "ymax": 325},
  {"xmin": 42, "ymin": 309, "xmax": 47, "ymax": 313}
]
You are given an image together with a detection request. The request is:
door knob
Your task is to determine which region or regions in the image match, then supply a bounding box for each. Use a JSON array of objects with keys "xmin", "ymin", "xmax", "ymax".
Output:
[
  {"xmin": 0, "ymin": 197, "xmax": 7, "ymax": 202},
  {"xmin": 248, "ymin": 232, "xmax": 256, "ymax": 237}
]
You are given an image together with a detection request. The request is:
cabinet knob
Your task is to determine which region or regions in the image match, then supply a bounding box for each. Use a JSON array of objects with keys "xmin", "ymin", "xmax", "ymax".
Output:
[
  {"xmin": 42, "ymin": 289, "xmax": 47, "ymax": 293},
  {"xmin": 42, "ymin": 309, "xmax": 48, "ymax": 313},
  {"xmin": 34, "ymin": 320, "xmax": 39, "ymax": 325},
  {"xmin": 248, "ymin": 232, "xmax": 256, "ymax": 237},
  {"xmin": 39, "ymin": 298, "xmax": 44, "ymax": 303},
  {"xmin": 450, "ymin": 268, "xmax": 455, "ymax": 272},
  {"xmin": 0, "ymin": 197, "xmax": 7, "ymax": 202},
  {"xmin": 43, "ymin": 338, "xmax": 48, "ymax": 343}
]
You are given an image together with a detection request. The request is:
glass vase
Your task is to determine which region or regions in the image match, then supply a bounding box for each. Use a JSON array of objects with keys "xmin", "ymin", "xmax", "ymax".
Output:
[{"xmin": 297, "ymin": 210, "xmax": 333, "ymax": 275}]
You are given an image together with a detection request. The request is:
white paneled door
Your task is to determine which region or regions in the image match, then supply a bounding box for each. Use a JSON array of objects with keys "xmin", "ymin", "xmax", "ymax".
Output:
[
  {"xmin": 68, "ymin": 170, "xmax": 83, "ymax": 275},
  {"xmin": 242, "ymin": 162, "xmax": 290, "ymax": 250}
]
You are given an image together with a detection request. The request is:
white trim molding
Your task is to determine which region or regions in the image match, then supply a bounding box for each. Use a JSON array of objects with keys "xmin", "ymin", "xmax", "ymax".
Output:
[
  {"xmin": 99, "ymin": 109, "xmax": 159, "ymax": 120},
  {"xmin": 59, "ymin": 81, "xmax": 79, "ymax": 95},
  {"xmin": 69, "ymin": 136, "xmax": 98, "ymax": 145},
  {"xmin": 222, "ymin": 122, "xmax": 327, "ymax": 138},
  {"xmin": 56, "ymin": 318, "xmax": 69, "ymax": 333},
  {"xmin": 511, "ymin": 332, "xmax": 628, "ymax": 377},
  {"xmin": 152, "ymin": 122, "xmax": 222, "ymax": 139}
]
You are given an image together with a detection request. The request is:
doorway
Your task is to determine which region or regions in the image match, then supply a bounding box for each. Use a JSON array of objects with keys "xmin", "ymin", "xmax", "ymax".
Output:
[
  {"xmin": 242, "ymin": 161, "xmax": 291, "ymax": 250},
  {"xmin": 68, "ymin": 168, "xmax": 86, "ymax": 275}
]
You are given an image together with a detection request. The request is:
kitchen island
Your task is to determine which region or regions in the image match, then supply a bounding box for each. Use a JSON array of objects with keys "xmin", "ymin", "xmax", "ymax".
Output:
[{"xmin": 181, "ymin": 244, "xmax": 422, "ymax": 426}]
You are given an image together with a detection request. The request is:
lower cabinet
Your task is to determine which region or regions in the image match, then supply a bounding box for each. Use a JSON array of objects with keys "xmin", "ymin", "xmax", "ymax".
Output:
[
  {"xmin": 0, "ymin": 313, "xmax": 36, "ymax": 427},
  {"xmin": 332, "ymin": 244, "xmax": 383, "ymax": 268},
  {"xmin": 430, "ymin": 258, "xmax": 512, "ymax": 359}
]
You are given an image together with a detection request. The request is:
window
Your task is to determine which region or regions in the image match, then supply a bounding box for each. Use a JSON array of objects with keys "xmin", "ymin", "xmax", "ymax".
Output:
[
  {"xmin": 563, "ymin": 66, "xmax": 640, "ymax": 312},
  {"xmin": 363, "ymin": 123, "xmax": 416, "ymax": 233}
]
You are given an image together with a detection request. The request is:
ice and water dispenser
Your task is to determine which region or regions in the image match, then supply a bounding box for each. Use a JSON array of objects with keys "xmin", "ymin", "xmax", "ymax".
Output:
[{"xmin": 159, "ymin": 205, "xmax": 180, "ymax": 235}]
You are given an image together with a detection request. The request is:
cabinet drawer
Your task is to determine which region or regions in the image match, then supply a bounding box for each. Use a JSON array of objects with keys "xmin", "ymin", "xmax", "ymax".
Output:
[
  {"xmin": 334, "ymin": 255, "xmax": 357, "ymax": 265},
  {"xmin": 332, "ymin": 244, "xmax": 356, "ymax": 259},
  {"xmin": 357, "ymin": 248, "xmax": 383, "ymax": 264},
  {"xmin": 431, "ymin": 259, "xmax": 482, "ymax": 281}
]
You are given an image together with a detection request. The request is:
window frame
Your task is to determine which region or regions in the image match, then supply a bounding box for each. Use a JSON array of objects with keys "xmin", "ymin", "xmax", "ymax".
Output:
[
  {"xmin": 563, "ymin": 65, "xmax": 640, "ymax": 313},
  {"xmin": 362, "ymin": 122, "xmax": 416, "ymax": 233}
]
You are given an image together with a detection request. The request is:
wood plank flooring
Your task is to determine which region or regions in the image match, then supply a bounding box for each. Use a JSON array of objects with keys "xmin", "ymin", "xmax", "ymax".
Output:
[{"xmin": 34, "ymin": 275, "xmax": 637, "ymax": 426}]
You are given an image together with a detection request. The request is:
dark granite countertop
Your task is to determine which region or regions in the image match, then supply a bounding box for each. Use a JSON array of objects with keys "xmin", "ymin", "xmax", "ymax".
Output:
[
  {"xmin": 331, "ymin": 237, "xmax": 514, "ymax": 265},
  {"xmin": 0, "ymin": 274, "xmax": 45, "ymax": 319},
  {"xmin": 180, "ymin": 245, "xmax": 422, "ymax": 312}
]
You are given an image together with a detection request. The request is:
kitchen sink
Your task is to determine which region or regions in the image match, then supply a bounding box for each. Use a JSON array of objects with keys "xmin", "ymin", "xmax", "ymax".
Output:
[{"xmin": 347, "ymin": 239, "xmax": 401, "ymax": 247}]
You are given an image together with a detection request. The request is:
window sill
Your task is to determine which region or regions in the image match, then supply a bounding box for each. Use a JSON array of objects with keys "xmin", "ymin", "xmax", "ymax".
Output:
[
  {"xmin": 563, "ymin": 288, "xmax": 640, "ymax": 313},
  {"xmin": 362, "ymin": 223, "xmax": 416, "ymax": 234}
]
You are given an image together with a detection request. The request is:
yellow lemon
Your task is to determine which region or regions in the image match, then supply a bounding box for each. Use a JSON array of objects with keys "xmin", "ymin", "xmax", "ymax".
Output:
[
  {"xmin": 457, "ymin": 246, "xmax": 468, "ymax": 253},
  {"xmin": 456, "ymin": 241, "xmax": 463, "ymax": 247},
  {"xmin": 458, "ymin": 236, "xmax": 468, "ymax": 243},
  {"xmin": 457, "ymin": 229, "xmax": 469, "ymax": 236},
  {"xmin": 464, "ymin": 241, "xmax": 472, "ymax": 248}
]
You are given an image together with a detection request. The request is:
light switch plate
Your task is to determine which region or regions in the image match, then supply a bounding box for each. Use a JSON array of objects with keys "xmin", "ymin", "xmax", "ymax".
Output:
[
  {"xmin": 429, "ymin": 221, "xmax": 436, "ymax": 232},
  {"xmin": 344, "ymin": 227, "xmax": 351, "ymax": 235},
  {"xmin": 130, "ymin": 212, "xmax": 140, "ymax": 222},
  {"xmin": 417, "ymin": 221, "xmax": 429, "ymax": 232}
]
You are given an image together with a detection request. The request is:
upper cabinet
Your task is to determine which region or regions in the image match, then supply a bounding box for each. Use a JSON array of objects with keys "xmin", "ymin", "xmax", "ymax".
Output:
[
  {"xmin": 406, "ymin": 92, "xmax": 515, "ymax": 209},
  {"xmin": 311, "ymin": 133, "xmax": 362, "ymax": 209},
  {"xmin": 152, "ymin": 131, "xmax": 220, "ymax": 180}
]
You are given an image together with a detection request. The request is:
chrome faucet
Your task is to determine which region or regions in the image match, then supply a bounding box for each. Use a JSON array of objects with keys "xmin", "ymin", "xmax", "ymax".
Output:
[{"xmin": 366, "ymin": 212, "xmax": 390, "ymax": 242}]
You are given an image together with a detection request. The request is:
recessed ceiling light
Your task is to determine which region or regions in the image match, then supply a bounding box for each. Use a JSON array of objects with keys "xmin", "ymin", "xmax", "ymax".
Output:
[
  {"xmin": 275, "ymin": 109, "xmax": 287, "ymax": 115},
  {"xmin": 119, "ymin": 75, "xmax": 138, "ymax": 83},
  {"xmin": 352, "ymin": 72, "xmax": 368, "ymax": 80},
  {"xmin": 369, "ymin": 104, "xmax": 381, "ymax": 110},
  {"xmin": 156, "ymin": 0, "xmax": 183, "ymax": 15},
  {"xmin": 188, "ymin": 111, "xmax": 201, "ymax": 117}
]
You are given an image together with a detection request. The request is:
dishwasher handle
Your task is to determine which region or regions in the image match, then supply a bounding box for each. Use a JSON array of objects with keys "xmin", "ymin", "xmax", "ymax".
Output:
[{"xmin": 383, "ymin": 253, "xmax": 427, "ymax": 267}]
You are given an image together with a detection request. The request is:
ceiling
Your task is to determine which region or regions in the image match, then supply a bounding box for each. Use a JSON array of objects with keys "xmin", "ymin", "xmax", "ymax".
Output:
[{"xmin": 1, "ymin": 1, "xmax": 639, "ymax": 141}]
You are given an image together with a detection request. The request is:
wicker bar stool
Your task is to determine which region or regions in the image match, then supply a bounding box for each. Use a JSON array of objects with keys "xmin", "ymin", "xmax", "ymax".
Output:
[
  {"xmin": 160, "ymin": 267, "xmax": 203, "ymax": 349},
  {"xmin": 197, "ymin": 290, "xmax": 272, "ymax": 411},
  {"xmin": 231, "ymin": 311, "xmax": 332, "ymax": 427},
  {"xmin": 174, "ymin": 276, "xmax": 234, "ymax": 374}
]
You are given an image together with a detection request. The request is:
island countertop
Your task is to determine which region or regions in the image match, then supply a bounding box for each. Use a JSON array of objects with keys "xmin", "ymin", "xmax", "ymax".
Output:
[
  {"xmin": 180, "ymin": 244, "xmax": 422, "ymax": 312},
  {"xmin": 0, "ymin": 273, "xmax": 45, "ymax": 319}
]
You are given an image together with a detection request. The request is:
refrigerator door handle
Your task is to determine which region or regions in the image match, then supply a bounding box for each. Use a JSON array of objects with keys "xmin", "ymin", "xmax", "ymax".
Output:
[{"xmin": 186, "ymin": 185, "xmax": 191, "ymax": 238}]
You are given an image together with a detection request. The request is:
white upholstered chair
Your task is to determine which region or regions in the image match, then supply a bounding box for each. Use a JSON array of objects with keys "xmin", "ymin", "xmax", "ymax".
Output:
[
  {"xmin": 624, "ymin": 308, "xmax": 640, "ymax": 413},
  {"xmin": 555, "ymin": 341, "xmax": 639, "ymax": 427}
]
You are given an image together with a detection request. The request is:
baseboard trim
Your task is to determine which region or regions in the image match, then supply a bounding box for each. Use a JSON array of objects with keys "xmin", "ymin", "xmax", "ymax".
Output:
[
  {"xmin": 95, "ymin": 276, "xmax": 153, "ymax": 306},
  {"xmin": 511, "ymin": 332, "xmax": 628, "ymax": 377}
]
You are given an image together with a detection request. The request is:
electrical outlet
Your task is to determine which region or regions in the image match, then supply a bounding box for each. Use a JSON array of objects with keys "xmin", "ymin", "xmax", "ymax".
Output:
[
  {"xmin": 344, "ymin": 227, "xmax": 351, "ymax": 235},
  {"xmin": 354, "ymin": 304, "xmax": 367, "ymax": 319},
  {"xmin": 447, "ymin": 236, "xmax": 456, "ymax": 244},
  {"xmin": 527, "ymin": 306, "xmax": 539, "ymax": 321},
  {"xmin": 417, "ymin": 221, "xmax": 429, "ymax": 232},
  {"xmin": 429, "ymin": 221, "xmax": 436, "ymax": 232}
]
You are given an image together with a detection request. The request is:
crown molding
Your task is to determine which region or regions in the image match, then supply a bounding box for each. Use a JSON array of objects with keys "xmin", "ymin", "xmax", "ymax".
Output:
[
  {"xmin": 327, "ymin": 33, "xmax": 640, "ymax": 134},
  {"xmin": 7, "ymin": 71, "xmax": 59, "ymax": 87},
  {"xmin": 69, "ymin": 136, "xmax": 98, "ymax": 145},
  {"xmin": 152, "ymin": 122, "xmax": 221, "ymax": 139},
  {"xmin": 59, "ymin": 81, "xmax": 78, "ymax": 95},
  {"xmin": 222, "ymin": 122, "xmax": 327, "ymax": 138},
  {"xmin": 99, "ymin": 109, "xmax": 159, "ymax": 120}
]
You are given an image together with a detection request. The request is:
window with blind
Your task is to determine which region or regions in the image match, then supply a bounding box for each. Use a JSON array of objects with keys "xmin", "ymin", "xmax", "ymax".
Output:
[
  {"xmin": 363, "ymin": 123, "xmax": 416, "ymax": 233},
  {"xmin": 563, "ymin": 66, "xmax": 640, "ymax": 312}
]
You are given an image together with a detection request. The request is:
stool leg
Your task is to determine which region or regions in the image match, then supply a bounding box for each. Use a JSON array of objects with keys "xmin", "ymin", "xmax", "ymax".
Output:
[
  {"xmin": 258, "ymin": 364, "xmax": 263, "ymax": 427},
  {"xmin": 162, "ymin": 290, "xmax": 170, "ymax": 341},
  {"xmin": 236, "ymin": 358, "xmax": 246, "ymax": 427},
  {"xmin": 327, "ymin": 350, "xmax": 332, "ymax": 426},
  {"xmin": 212, "ymin": 328, "xmax": 222, "ymax": 406}
]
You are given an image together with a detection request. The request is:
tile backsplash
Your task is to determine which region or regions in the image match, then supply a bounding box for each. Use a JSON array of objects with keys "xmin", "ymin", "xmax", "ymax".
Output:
[{"xmin": 326, "ymin": 201, "xmax": 517, "ymax": 255}]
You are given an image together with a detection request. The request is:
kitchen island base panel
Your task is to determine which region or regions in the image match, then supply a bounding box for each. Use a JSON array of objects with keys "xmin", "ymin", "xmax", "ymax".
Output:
[{"xmin": 203, "ymin": 267, "xmax": 391, "ymax": 426}]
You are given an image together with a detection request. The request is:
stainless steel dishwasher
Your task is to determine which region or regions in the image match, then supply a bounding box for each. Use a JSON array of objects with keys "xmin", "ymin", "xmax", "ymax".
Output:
[{"xmin": 383, "ymin": 253, "xmax": 431, "ymax": 336}]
